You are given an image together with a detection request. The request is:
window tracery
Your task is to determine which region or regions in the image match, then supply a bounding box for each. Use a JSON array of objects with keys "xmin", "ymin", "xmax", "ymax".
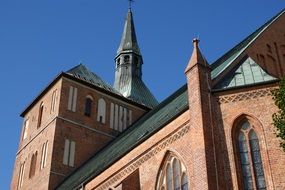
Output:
[
  {"xmin": 236, "ymin": 121, "xmax": 266, "ymax": 190},
  {"xmin": 157, "ymin": 154, "xmax": 188, "ymax": 190}
]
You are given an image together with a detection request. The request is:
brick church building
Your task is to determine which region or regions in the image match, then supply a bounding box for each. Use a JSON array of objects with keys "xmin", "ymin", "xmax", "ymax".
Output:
[{"xmin": 11, "ymin": 7, "xmax": 285, "ymax": 190}]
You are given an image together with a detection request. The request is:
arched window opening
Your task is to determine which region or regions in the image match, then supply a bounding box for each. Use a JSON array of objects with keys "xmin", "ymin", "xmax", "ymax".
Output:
[
  {"xmin": 236, "ymin": 121, "xmax": 266, "ymax": 190},
  {"xmin": 29, "ymin": 151, "xmax": 37, "ymax": 178},
  {"xmin": 97, "ymin": 98, "xmax": 106, "ymax": 124},
  {"xmin": 17, "ymin": 161, "xmax": 25, "ymax": 189},
  {"xmin": 166, "ymin": 164, "xmax": 173, "ymax": 190},
  {"xmin": 249, "ymin": 130, "xmax": 266, "ymax": 189},
  {"xmin": 124, "ymin": 55, "xmax": 130, "ymax": 63},
  {"xmin": 51, "ymin": 89, "xmax": 57, "ymax": 113},
  {"xmin": 22, "ymin": 118, "xmax": 29, "ymax": 140},
  {"xmin": 37, "ymin": 103, "xmax": 44, "ymax": 129},
  {"xmin": 157, "ymin": 154, "xmax": 188, "ymax": 190},
  {"xmin": 84, "ymin": 96, "xmax": 93, "ymax": 117},
  {"xmin": 117, "ymin": 58, "xmax": 121, "ymax": 68},
  {"xmin": 173, "ymin": 158, "xmax": 181, "ymax": 189}
]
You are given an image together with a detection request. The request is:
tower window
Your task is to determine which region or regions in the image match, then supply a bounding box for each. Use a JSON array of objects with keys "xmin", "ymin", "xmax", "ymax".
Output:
[
  {"xmin": 63, "ymin": 139, "xmax": 76, "ymax": 167},
  {"xmin": 124, "ymin": 55, "xmax": 130, "ymax": 63},
  {"xmin": 29, "ymin": 151, "xmax": 37, "ymax": 178},
  {"xmin": 37, "ymin": 103, "xmax": 44, "ymax": 129},
  {"xmin": 50, "ymin": 89, "xmax": 57, "ymax": 113},
  {"xmin": 117, "ymin": 58, "xmax": 121, "ymax": 68},
  {"xmin": 67, "ymin": 86, "xmax": 78, "ymax": 112},
  {"xmin": 235, "ymin": 121, "xmax": 266, "ymax": 190},
  {"xmin": 97, "ymin": 98, "xmax": 106, "ymax": 124},
  {"xmin": 84, "ymin": 96, "xmax": 93, "ymax": 117},
  {"xmin": 40, "ymin": 141, "xmax": 48, "ymax": 170},
  {"xmin": 17, "ymin": 161, "xmax": 25, "ymax": 189},
  {"xmin": 22, "ymin": 119, "xmax": 29, "ymax": 140}
]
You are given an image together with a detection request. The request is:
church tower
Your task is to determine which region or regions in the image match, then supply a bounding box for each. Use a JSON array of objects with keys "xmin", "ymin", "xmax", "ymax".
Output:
[
  {"xmin": 10, "ymin": 7, "xmax": 152, "ymax": 190},
  {"xmin": 114, "ymin": 9, "xmax": 158, "ymax": 108}
]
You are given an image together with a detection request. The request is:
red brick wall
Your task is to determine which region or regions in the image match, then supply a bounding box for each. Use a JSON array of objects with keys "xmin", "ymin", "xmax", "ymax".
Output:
[
  {"xmin": 10, "ymin": 79, "xmax": 62, "ymax": 190},
  {"xmin": 11, "ymin": 76, "xmax": 147, "ymax": 190},
  {"xmin": 213, "ymin": 83, "xmax": 285, "ymax": 189}
]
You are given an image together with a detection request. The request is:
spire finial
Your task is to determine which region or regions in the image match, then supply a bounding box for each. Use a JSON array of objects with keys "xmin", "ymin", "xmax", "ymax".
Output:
[
  {"xmin": 185, "ymin": 38, "xmax": 209, "ymax": 73},
  {"xmin": 192, "ymin": 38, "xmax": 200, "ymax": 48},
  {"xmin": 128, "ymin": 0, "xmax": 135, "ymax": 10}
]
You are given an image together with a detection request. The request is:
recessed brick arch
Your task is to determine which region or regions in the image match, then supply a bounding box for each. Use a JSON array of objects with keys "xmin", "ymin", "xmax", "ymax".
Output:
[
  {"xmin": 231, "ymin": 113, "xmax": 274, "ymax": 189},
  {"xmin": 155, "ymin": 150, "xmax": 189, "ymax": 190}
]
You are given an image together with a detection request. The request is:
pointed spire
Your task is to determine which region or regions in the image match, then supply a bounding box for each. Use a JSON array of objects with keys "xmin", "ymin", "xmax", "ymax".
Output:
[
  {"xmin": 117, "ymin": 9, "xmax": 141, "ymax": 56},
  {"xmin": 185, "ymin": 38, "xmax": 209, "ymax": 73}
]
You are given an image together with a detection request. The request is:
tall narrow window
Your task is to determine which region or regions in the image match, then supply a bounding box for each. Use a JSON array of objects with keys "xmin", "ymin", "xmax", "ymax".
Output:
[
  {"xmin": 40, "ymin": 141, "xmax": 48, "ymax": 170},
  {"xmin": 249, "ymin": 131, "xmax": 266, "ymax": 189},
  {"xmin": 166, "ymin": 164, "xmax": 173, "ymax": 190},
  {"xmin": 17, "ymin": 161, "xmax": 25, "ymax": 189},
  {"xmin": 29, "ymin": 151, "xmax": 37, "ymax": 178},
  {"xmin": 236, "ymin": 121, "xmax": 266, "ymax": 190},
  {"xmin": 22, "ymin": 119, "xmax": 29, "ymax": 140},
  {"xmin": 97, "ymin": 98, "xmax": 106, "ymax": 124},
  {"xmin": 173, "ymin": 158, "xmax": 181, "ymax": 190},
  {"xmin": 50, "ymin": 89, "xmax": 57, "ymax": 113},
  {"xmin": 63, "ymin": 139, "xmax": 76, "ymax": 167},
  {"xmin": 68, "ymin": 86, "xmax": 78, "ymax": 112},
  {"xmin": 37, "ymin": 103, "xmax": 44, "ymax": 129},
  {"xmin": 84, "ymin": 96, "xmax": 93, "ymax": 117},
  {"xmin": 157, "ymin": 153, "xmax": 189, "ymax": 190}
]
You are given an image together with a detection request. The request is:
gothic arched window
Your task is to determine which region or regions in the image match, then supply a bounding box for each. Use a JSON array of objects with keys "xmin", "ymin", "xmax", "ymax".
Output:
[
  {"xmin": 157, "ymin": 154, "xmax": 188, "ymax": 190},
  {"xmin": 84, "ymin": 96, "xmax": 93, "ymax": 117},
  {"xmin": 236, "ymin": 121, "xmax": 266, "ymax": 190},
  {"xmin": 29, "ymin": 151, "xmax": 37, "ymax": 178}
]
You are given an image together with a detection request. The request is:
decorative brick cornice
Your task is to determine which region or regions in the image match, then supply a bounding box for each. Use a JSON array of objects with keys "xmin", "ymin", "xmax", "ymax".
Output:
[
  {"xmin": 94, "ymin": 121, "xmax": 190, "ymax": 190},
  {"xmin": 217, "ymin": 87, "xmax": 276, "ymax": 104}
]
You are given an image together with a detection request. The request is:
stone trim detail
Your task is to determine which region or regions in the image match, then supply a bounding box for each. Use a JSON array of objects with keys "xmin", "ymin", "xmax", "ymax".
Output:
[
  {"xmin": 217, "ymin": 87, "xmax": 276, "ymax": 104},
  {"xmin": 94, "ymin": 121, "xmax": 190, "ymax": 190}
]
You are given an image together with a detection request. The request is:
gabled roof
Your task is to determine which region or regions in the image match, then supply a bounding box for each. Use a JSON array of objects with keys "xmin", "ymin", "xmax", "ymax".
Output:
[
  {"xmin": 56, "ymin": 9, "xmax": 284, "ymax": 190},
  {"xmin": 214, "ymin": 56, "xmax": 277, "ymax": 89},
  {"xmin": 20, "ymin": 64, "xmax": 151, "ymax": 117},
  {"xmin": 211, "ymin": 8, "xmax": 285, "ymax": 80},
  {"xmin": 56, "ymin": 85, "xmax": 188, "ymax": 189},
  {"xmin": 66, "ymin": 64, "xmax": 119, "ymax": 95}
]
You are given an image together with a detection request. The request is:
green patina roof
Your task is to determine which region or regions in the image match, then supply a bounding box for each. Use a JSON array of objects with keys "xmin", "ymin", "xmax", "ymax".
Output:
[
  {"xmin": 56, "ymin": 85, "xmax": 188, "ymax": 189},
  {"xmin": 56, "ymin": 9, "xmax": 284, "ymax": 190},
  {"xmin": 66, "ymin": 64, "xmax": 120, "ymax": 95},
  {"xmin": 67, "ymin": 64, "xmax": 158, "ymax": 108},
  {"xmin": 214, "ymin": 56, "xmax": 277, "ymax": 89},
  {"xmin": 211, "ymin": 8, "xmax": 285, "ymax": 79},
  {"xmin": 117, "ymin": 9, "xmax": 141, "ymax": 56},
  {"xmin": 120, "ymin": 77, "xmax": 159, "ymax": 108}
]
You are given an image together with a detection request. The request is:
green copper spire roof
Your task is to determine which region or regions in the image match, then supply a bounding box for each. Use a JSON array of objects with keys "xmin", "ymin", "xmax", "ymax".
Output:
[
  {"xmin": 114, "ymin": 9, "xmax": 158, "ymax": 108},
  {"xmin": 117, "ymin": 9, "xmax": 141, "ymax": 56}
]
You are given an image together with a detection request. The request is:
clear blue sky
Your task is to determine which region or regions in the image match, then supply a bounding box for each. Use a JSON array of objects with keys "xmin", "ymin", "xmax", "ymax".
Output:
[{"xmin": 0, "ymin": 1, "xmax": 283, "ymax": 189}]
